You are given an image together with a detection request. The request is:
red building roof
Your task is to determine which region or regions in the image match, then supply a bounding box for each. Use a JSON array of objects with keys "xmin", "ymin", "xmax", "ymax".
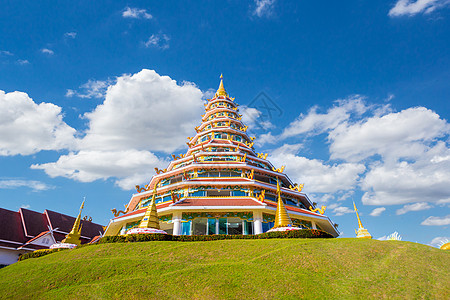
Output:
[{"xmin": 0, "ymin": 207, "xmax": 104, "ymax": 251}]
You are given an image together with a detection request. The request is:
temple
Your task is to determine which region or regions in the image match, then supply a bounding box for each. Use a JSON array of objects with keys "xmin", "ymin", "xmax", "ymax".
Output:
[{"xmin": 104, "ymin": 75, "xmax": 339, "ymax": 237}]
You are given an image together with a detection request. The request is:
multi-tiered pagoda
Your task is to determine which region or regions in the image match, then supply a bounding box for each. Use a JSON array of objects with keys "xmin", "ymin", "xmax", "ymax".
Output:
[{"xmin": 104, "ymin": 75, "xmax": 339, "ymax": 237}]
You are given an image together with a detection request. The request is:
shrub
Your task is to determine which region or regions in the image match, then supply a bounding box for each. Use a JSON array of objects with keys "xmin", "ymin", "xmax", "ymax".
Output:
[
  {"xmin": 98, "ymin": 229, "xmax": 332, "ymax": 244},
  {"xmin": 18, "ymin": 248, "xmax": 67, "ymax": 262}
]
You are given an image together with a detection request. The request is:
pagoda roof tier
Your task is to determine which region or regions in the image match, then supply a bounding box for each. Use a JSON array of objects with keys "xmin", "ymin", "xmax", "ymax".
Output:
[
  {"xmin": 138, "ymin": 162, "xmax": 293, "ymax": 194},
  {"xmin": 128, "ymin": 178, "xmax": 314, "ymax": 214},
  {"xmin": 168, "ymin": 150, "xmax": 270, "ymax": 171},
  {"xmin": 201, "ymin": 107, "xmax": 240, "ymax": 121},
  {"xmin": 189, "ymin": 128, "xmax": 253, "ymax": 146}
]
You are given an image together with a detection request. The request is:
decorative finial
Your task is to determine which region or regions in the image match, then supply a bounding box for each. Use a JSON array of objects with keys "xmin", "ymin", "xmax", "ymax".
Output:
[{"xmin": 215, "ymin": 74, "xmax": 228, "ymax": 98}]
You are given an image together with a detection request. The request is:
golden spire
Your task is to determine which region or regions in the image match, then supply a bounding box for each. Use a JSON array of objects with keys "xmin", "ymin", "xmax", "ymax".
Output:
[
  {"xmin": 353, "ymin": 202, "xmax": 372, "ymax": 239},
  {"xmin": 61, "ymin": 198, "xmax": 85, "ymax": 246},
  {"xmin": 139, "ymin": 183, "xmax": 160, "ymax": 229},
  {"xmin": 215, "ymin": 74, "xmax": 229, "ymax": 98},
  {"xmin": 272, "ymin": 178, "xmax": 293, "ymax": 228},
  {"xmin": 353, "ymin": 202, "xmax": 363, "ymax": 229}
]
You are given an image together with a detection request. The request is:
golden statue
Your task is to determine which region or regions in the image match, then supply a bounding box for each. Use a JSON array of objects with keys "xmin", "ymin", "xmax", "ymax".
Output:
[
  {"xmin": 257, "ymin": 190, "xmax": 265, "ymax": 202},
  {"xmin": 353, "ymin": 202, "xmax": 372, "ymax": 239},
  {"xmin": 272, "ymin": 166, "xmax": 285, "ymax": 173},
  {"xmin": 289, "ymin": 183, "xmax": 304, "ymax": 192},
  {"xmin": 309, "ymin": 205, "xmax": 326, "ymax": 215}
]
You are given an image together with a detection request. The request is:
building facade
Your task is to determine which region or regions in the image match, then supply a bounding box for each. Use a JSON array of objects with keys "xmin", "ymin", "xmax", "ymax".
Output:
[
  {"xmin": 105, "ymin": 76, "xmax": 339, "ymax": 237},
  {"xmin": 0, "ymin": 207, "xmax": 104, "ymax": 266}
]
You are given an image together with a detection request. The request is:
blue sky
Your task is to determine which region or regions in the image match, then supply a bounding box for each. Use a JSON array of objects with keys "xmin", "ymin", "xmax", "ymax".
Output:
[{"xmin": 0, "ymin": 0, "xmax": 449, "ymax": 246}]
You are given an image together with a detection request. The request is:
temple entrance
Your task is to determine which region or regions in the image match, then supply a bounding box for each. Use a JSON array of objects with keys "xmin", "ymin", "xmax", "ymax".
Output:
[{"xmin": 184, "ymin": 217, "xmax": 253, "ymax": 235}]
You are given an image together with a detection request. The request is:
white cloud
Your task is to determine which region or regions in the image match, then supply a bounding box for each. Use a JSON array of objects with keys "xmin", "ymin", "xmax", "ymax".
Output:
[
  {"xmin": 41, "ymin": 48, "xmax": 54, "ymax": 55},
  {"xmin": 389, "ymin": 0, "xmax": 450, "ymax": 17},
  {"xmin": 21, "ymin": 204, "xmax": 30, "ymax": 209},
  {"xmin": 270, "ymin": 144, "xmax": 365, "ymax": 193},
  {"xmin": 378, "ymin": 235, "xmax": 388, "ymax": 240},
  {"xmin": 370, "ymin": 207, "xmax": 386, "ymax": 217},
  {"xmin": 34, "ymin": 69, "xmax": 204, "ymax": 189},
  {"xmin": 144, "ymin": 34, "xmax": 170, "ymax": 49},
  {"xmin": 0, "ymin": 179, "xmax": 54, "ymax": 191},
  {"xmin": 281, "ymin": 96, "xmax": 370, "ymax": 139},
  {"xmin": 32, "ymin": 150, "xmax": 166, "ymax": 189},
  {"xmin": 0, "ymin": 50, "xmax": 13, "ymax": 56},
  {"xmin": 361, "ymin": 149, "xmax": 450, "ymax": 205},
  {"xmin": 241, "ymin": 106, "xmax": 274, "ymax": 131},
  {"xmin": 332, "ymin": 206, "xmax": 354, "ymax": 216},
  {"xmin": 17, "ymin": 59, "xmax": 29, "ymax": 65},
  {"xmin": 66, "ymin": 79, "xmax": 113, "ymax": 99},
  {"xmin": 329, "ymin": 107, "xmax": 448, "ymax": 163},
  {"xmin": 79, "ymin": 69, "xmax": 204, "ymax": 153},
  {"xmin": 122, "ymin": 7, "xmax": 152, "ymax": 19},
  {"xmin": 253, "ymin": 0, "xmax": 276, "ymax": 18},
  {"xmin": 64, "ymin": 32, "xmax": 77, "ymax": 39},
  {"xmin": 396, "ymin": 202, "xmax": 432, "ymax": 215},
  {"xmin": 421, "ymin": 214, "xmax": 450, "ymax": 226},
  {"xmin": 0, "ymin": 90, "xmax": 76, "ymax": 156}
]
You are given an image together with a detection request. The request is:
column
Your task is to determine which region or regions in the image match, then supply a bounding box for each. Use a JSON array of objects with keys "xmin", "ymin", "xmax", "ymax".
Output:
[
  {"xmin": 253, "ymin": 211, "xmax": 263, "ymax": 235},
  {"xmin": 311, "ymin": 221, "xmax": 317, "ymax": 229},
  {"xmin": 120, "ymin": 224, "xmax": 126, "ymax": 235},
  {"xmin": 172, "ymin": 211, "xmax": 182, "ymax": 235}
]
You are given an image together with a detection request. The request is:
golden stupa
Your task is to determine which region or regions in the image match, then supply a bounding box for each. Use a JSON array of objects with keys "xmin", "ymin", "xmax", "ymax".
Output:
[
  {"xmin": 353, "ymin": 202, "xmax": 372, "ymax": 239},
  {"xmin": 272, "ymin": 179, "xmax": 293, "ymax": 229},
  {"xmin": 139, "ymin": 184, "xmax": 160, "ymax": 229},
  {"xmin": 61, "ymin": 199, "xmax": 85, "ymax": 246}
]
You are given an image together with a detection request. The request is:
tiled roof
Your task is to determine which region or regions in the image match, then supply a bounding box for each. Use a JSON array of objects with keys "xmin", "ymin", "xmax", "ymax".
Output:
[
  {"xmin": 0, "ymin": 208, "xmax": 27, "ymax": 244},
  {"xmin": 45, "ymin": 210, "xmax": 104, "ymax": 238},
  {"xmin": 20, "ymin": 208, "xmax": 48, "ymax": 237}
]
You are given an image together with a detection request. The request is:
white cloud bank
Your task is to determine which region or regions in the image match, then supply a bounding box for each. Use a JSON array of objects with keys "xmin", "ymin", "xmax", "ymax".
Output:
[
  {"xmin": 33, "ymin": 69, "xmax": 204, "ymax": 189},
  {"xmin": 389, "ymin": 0, "xmax": 450, "ymax": 17},
  {"xmin": 421, "ymin": 214, "xmax": 450, "ymax": 226},
  {"xmin": 269, "ymin": 143, "xmax": 365, "ymax": 194},
  {"xmin": 0, "ymin": 90, "xmax": 76, "ymax": 156}
]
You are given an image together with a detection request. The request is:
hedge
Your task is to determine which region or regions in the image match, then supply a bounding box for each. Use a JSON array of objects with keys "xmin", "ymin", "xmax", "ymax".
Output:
[
  {"xmin": 98, "ymin": 229, "xmax": 332, "ymax": 244},
  {"xmin": 18, "ymin": 248, "xmax": 68, "ymax": 262}
]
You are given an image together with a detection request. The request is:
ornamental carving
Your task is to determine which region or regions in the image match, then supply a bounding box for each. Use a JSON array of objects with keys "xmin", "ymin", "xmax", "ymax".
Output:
[{"xmin": 309, "ymin": 205, "xmax": 326, "ymax": 215}]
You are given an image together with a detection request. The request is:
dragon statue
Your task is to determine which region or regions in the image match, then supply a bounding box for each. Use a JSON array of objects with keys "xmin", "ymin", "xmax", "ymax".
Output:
[
  {"xmin": 272, "ymin": 165, "xmax": 285, "ymax": 173},
  {"xmin": 111, "ymin": 204, "xmax": 129, "ymax": 217},
  {"xmin": 257, "ymin": 152, "xmax": 268, "ymax": 159},
  {"xmin": 309, "ymin": 205, "xmax": 327, "ymax": 215},
  {"xmin": 289, "ymin": 183, "xmax": 304, "ymax": 193},
  {"xmin": 154, "ymin": 167, "xmax": 167, "ymax": 174},
  {"xmin": 257, "ymin": 190, "xmax": 265, "ymax": 202}
]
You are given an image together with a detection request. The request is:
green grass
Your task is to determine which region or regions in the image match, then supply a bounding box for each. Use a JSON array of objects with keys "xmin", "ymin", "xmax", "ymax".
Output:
[{"xmin": 0, "ymin": 238, "xmax": 449, "ymax": 299}]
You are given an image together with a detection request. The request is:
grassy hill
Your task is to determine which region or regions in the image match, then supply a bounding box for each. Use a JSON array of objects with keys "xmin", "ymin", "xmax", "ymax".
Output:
[{"xmin": 0, "ymin": 238, "xmax": 449, "ymax": 299}]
